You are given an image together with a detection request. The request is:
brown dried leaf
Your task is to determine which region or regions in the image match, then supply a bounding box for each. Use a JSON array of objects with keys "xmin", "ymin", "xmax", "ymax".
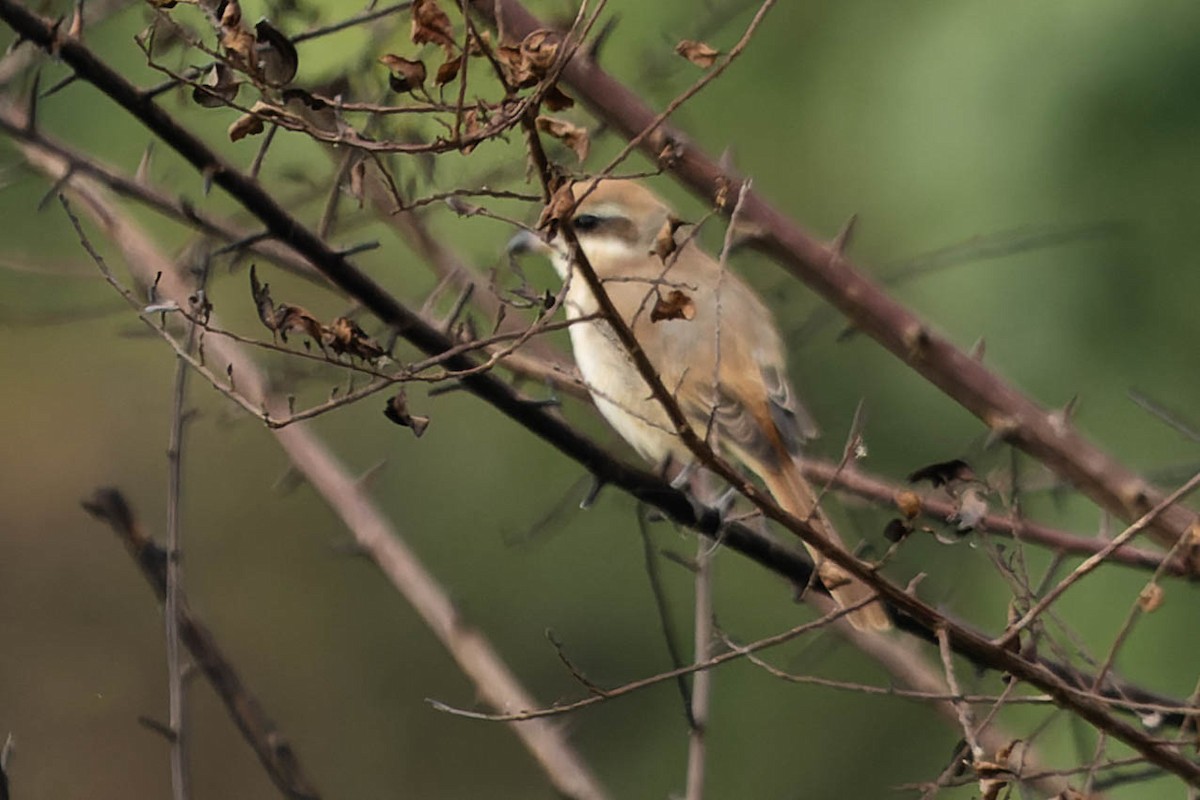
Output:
[
  {"xmin": 675, "ymin": 39, "xmax": 719, "ymax": 68},
  {"xmin": 411, "ymin": 0, "xmax": 455, "ymax": 52},
  {"xmin": 535, "ymin": 116, "xmax": 589, "ymax": 163},
  {"xmin": 192, "ymin": 62, "xmax": 240, "ymax": 108},
  {"xmin": 458, "ymin": 107, "xmax": 482, "ymax": 154},
  {"xmin": 495, "ymin": 45, "xmax": 536, "ymax": 88},
  {"xmin": 275, "ymin": 304, "xmax": 323, "ymax": 344},
  {"xmin": 255, "ymin": 19, "xmax": 299, "ymax": 87},
  {"xmin": 228, "ymin": 109, "xmax": 265, "ymax": 141},
  {"xmin": 249, "ymin": 264, "xmax": 276, "ymax": 333},
  {"xmin": 895, "ymin": 490, "xmax": 922, "ymax": 519},
  {"xmin": 543, "ymin": 84, "xmax": 574, "ymax": 111},
  {"xmin": 348, "ymin": 158, "xmax": 366, "ymax": 206},
  {"xmin": 951, "ymin": 484, "xmax": 989, "ymax": 531},
  {"xmin": 384, "ymin": 390, "xmax": 430, "ymax": 437},
  {"xmin": 649, "ymin": 215, "xmax": 685, "ymax": 261},
  {"xmin": 220, "ymin": 0, "xmax": 242, "ymax": 28},
  {"xmin": 520, "ymin": 29, "xmax": 560, "ymax": 73},
  {"xmin": 434, "ymin": 54, "xmax": 462, "ymax": 86},
  {"xmin": 379, "ymin": 54, "xmax": 426, "ymax": 93},
  {"xmin": 1138, "ymin": 582, "xmax": 1164, "ymax": 612},
  {"xmin": 650, "ymin": 289, "xmax": 696, "ymax": 323},
  {"xmin": 465, "ymin": 29, "xmax": 490, "ymax": 56},
  {"xmin": 324, "ymin": 316, "xmax": 385, "ymax": 361},
  {"xmin": 219, "ymin": 1, "xmax": 256, "ymax": 70},
  {"xmin": 882, "ymin": 518, "xmax": 911, "ymax": 542},
  {"xmin": 908, "ymin": 459, "xmax": 975, "ymax": 488},
  {"xmin": 537, "ymin": 181, "xmax": 576, "ymax": 233}
]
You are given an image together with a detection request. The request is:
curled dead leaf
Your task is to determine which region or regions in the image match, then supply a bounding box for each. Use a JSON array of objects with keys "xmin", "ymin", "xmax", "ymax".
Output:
[
  {"xmin": 275, "ymin": 304, "xmax": 324, "ymax": 344},
  {"xmin": 249, "ymin": 264, "xmax": 276, "ymax": 333},
  {"xmin": 255, "ymin": 19, "xmax": 299, "ymax": 87},
  {"xmin": 384, "ymin": 390, "xmax": 430, "ymax": 437},
  {"xmin": 411, "ymin": 0, "xmax": 455, "ymax": 53},
  {"xmin": 1138, "ymin": 582, "xmax": 1164, "ymax": 612},
  {"xmin": 324, "ymin": 316, "xmax": 386, "ymax": 361},
  {"xmin": 543, "ymin": 84, "xmax": 574, "ymax": 111},
  {"xmin": 535, "ymin": 116, "xmax": 589, "ymax": 163},
  {"xmin": 649, "ymin": 215, "xmax": 686, "ymax": 262},
  {"xmin": 650, "ymin": 289, "xmax": 696, "ymax": 323},
  {"xmin": 882, "ymin": 518, "xmax": 911, "ymax": 543},
  {"xmin": 908, "ymin": 458, "xmax": 976, "ymax": 488},
  {"xmin": 434, "ymin": 54, "xmax": 463, "ymax": 86},
  {"xmin": 950, "ymin": 484, "xmax": 989, "ymax": 531},
  {"xmin": 895, "ymin": 490, "xmax": 922, "ymax": 520},
  {"xmin": 537, "ymin": 181, "xmax": 576, "ymax": 233},
  {"xmin": 228, "ymin": 110, "xmax": 265, "ymax": 141},
  {"xmin": 380, "ymin": 54, "xmax": 427, "ymax": 93},
  {"xmin": 192, "ymin": 62, "xmax": 240, "ymax": 108},
  {"xmin": 520, "ymin": 29, "xmax": 560, "ymax": 73},
  {"xmin": 675, "ymin": 39, "xmax": 720, "ymax": 68}
]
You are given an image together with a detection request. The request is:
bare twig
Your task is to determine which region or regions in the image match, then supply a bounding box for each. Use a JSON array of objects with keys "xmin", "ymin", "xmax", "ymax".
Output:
[{"xmin": 81, "ymin": 489, "xmax": 322, "ymax": 800}]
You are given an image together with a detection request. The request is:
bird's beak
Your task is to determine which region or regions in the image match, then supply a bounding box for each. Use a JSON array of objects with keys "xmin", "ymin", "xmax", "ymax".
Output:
[{"xmin": 506, "ymin": 229, "xmax": 553, "ymax": 256}]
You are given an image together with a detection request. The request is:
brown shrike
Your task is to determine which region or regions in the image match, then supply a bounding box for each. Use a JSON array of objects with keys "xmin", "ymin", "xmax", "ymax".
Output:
[{"xmin": 510, "ymin": 179, "xmax": 890, "ymax": 632}]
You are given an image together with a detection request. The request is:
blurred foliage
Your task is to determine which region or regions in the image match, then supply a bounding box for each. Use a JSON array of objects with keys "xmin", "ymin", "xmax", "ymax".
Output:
[{"xmin": 1, "ymin": 0, "xmax": 1199, "ymax": 797}]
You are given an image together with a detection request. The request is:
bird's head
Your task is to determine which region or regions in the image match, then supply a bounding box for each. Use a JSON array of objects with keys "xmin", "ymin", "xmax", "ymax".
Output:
[{"xmin": 507, "ymin": 179, "xmax": 674, "ymax": 278}]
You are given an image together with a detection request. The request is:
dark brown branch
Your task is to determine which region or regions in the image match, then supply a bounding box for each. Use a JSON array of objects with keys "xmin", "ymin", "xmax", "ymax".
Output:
[
  {"xmin": 80, "ymin": 489, "xmax": 322, "ymax": 800},
  {"xmin": 4, "ymin": 4, "xmax": 1196, "ymax": 782},
  {"xmin": 468, "ymin": 0, "xmax": 1200, "ymax": 552}
]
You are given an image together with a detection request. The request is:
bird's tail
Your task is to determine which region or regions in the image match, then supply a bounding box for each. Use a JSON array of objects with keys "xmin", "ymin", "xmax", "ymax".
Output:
[{"xmin": 761, "ymin": 461, "xmax": 892, "ymax": 632}]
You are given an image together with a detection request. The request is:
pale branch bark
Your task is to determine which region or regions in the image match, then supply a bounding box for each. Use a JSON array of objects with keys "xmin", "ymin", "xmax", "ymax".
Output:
[
  {"xmin": 4, "ymin": 3, "xmax": 1199, "ymax": 784},
  {"xmin": 469, "ymin": 0, "xmax": 1200, "ymax": 552},
  {"xmin": 0, "ymin": 101, "xmax": 1181, "ymax": 579},
  {"xmin": 36, "ymin": 150, "xmax": 612, "ymax": 800},
  {"xmin": 80, "ymin": 489, "xmax": 322, "ymax": 800}
]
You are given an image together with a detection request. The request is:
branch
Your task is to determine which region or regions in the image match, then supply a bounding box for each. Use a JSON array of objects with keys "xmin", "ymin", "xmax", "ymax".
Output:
[
  {"xmin": 468, "ymin": 0, "xmax": 1200, "ymax": 551},
  {"xmin": 80, "ymin": 489, "xmax": 322, "ymax": 800},
  {"xmin": 4, "ymin": 5, "xmax": 1197, "ymax": 784}
]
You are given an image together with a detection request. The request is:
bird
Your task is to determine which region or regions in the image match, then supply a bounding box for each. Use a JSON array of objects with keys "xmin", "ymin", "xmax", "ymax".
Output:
[{"xmin": 509, "ymin": 178, "xmax": 891, "ymax": 632}]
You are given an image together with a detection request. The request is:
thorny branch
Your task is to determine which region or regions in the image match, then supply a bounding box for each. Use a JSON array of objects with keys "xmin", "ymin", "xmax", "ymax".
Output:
[{"xmin": 3, "ymin": 0, "xmax": 1199, "ymax": 793}]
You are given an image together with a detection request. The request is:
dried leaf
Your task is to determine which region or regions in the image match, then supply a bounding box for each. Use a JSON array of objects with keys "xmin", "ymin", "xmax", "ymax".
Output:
[
  {"xmin": 535, "ymin": 116, "xmax": 589, "ymax": 162},
  {"xmin": 458, "ymin": 107, "xmax": 482, "ymax": 154},
  {"xmin": 324, "ymin": 316, "xmax": 385, "ymax": 361},
  {"xmin": 543, "ymin": 84, "xmax": 574, "ymax": 111},
  {"xmin": 434, "ymin": 54, "xmax": 462, "ymax": 86},
  {"xmin": 882, "ymin": 518, "xmax": 911, "ymax": 543},
  {"xmin": 675, "ymin": 39, "xmax": 719, "ymax": 68},
  {"xmin": 192, "ymin": 62, "xmax": 240, "ymax": 108},
  {"xmin": 650, "ymin": 289, "xmax": 696, "ymax": 323},
  {"xmin": 537, "ymin": 181, "xmax": 576, "ymax": 233},
  {"xmin": 895, "ymin": 490, "xmax": 922, "ymax": 519},
  {"xmin": 249, "ymin": 264, "xmax": 276, "ymax": 332},
  {"xmin": 218, "ymin": 1, "xmax": 256, "ymax": 70},
  {"xmin": 228, "ymin": 109, "xmax": 265, "ymax": 141},
  {"xmin": 465, "ymin": 29, "xmax": 490, "ymax": 56},
  {"xmin": 495, "ymin": 45, "xmax": 536, "ymax": 88},
  {"xmin": 348, "ymin": 158, "xmax": 366, "ymax": 206},
  {"xmin": 908, "ymin": 459, "xmax": 976, "ymax": 488},
  {"xmin": 379, "ymin": 54, "xmax": 426, "ymax": 93},
  {"xmin": 274, "ymin": 304, "xmax": 323, "ymax": 344},
  {"xmin": 411, "ymin": 0, "xmax": 455, "ymax": 52},
  {"xmin": 1138, "ymin": 582, "xmax": 1164, "ymax": 612},
  {"xmin": 520, "ymin": 29, "xmax": 560, "ymax": 73},
  {"xmin": 255, "ymin": 19, "xmax": 299, "ymax": 87},
  {"xmin": 384, "ymin": 390, "xmax": 430, "ymax": 437},
  {"xmin": 649, "ymin": 215, "xmax": 685, "ymax": 261},
  {"xmin": 951, "ymin": 484, "xmax": 989, "ymax": 531}
]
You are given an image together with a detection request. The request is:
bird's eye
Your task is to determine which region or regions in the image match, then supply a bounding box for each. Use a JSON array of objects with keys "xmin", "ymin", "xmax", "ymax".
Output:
[{"xmin": 572, "ymin": 213, "xmax": 602, "ymax": 231}]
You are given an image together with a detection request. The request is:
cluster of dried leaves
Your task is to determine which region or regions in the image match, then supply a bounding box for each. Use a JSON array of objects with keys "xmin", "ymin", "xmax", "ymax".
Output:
[{"xmin": 249, "ymin": 266, "xmax": 385, "ymax": 361}]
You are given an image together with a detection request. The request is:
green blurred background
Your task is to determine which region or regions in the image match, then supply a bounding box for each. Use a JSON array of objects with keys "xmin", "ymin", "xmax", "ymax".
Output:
[{"xmin": 2, "ymin": 0, "xmax": 1200, "ymax": 797}]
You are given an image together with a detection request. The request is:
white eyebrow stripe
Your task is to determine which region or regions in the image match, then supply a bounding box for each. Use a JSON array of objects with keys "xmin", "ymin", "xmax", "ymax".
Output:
[{"xmin": 578, "ymin": 203, "xmax": 628, "ymax": 220}]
